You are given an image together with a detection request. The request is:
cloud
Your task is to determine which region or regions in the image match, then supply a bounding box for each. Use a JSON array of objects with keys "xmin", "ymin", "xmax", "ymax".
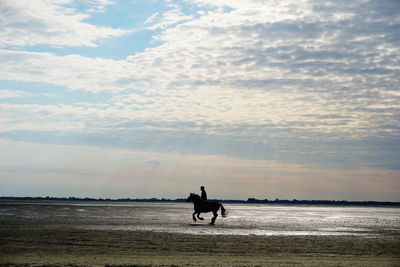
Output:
[
  {"xmin": 0, "ymin": 0, "xmax": 129, "ymax": 48},
  {"xmin": 0, "ymin": 49, "xmax": 138, "ymax": 92},
  {"xmin": 84, "ymin": 0, "xmax": 114, "ymax": 13},
  {"xmin": 0, "ymin": 89, "xmax": 32, "ymax": 99},
  {"xmin": 145, "ymin": 4, "xmax": 193, "ymax": 30},
  {"xmin": 0, "ymin": 0, "xmax": 399, "ymax": 173},
  {"xmin": 1, "ymin": 125, "xmax": 399, "ymax": 175}
]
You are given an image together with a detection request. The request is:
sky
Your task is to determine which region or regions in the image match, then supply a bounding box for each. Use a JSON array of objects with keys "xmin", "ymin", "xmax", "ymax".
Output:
[{"xmin": 0, "ymin": 0, "xmax": 399, "ymax": 201}]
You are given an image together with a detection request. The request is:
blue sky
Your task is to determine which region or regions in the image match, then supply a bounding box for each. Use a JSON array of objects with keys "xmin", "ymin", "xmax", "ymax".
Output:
[{"xmin": 0, "ymin": 0, "xmax": 399, "ymax": 201}]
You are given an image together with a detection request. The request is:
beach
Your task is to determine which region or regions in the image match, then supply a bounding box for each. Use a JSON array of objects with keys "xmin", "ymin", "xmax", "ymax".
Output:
[
  {"xmin": 1, "ymin": 228, "xmax": 400, "ymax": 266},
  {"xmin": 1, "ymin": 201, "xmax": 399, "ymax": 266}
]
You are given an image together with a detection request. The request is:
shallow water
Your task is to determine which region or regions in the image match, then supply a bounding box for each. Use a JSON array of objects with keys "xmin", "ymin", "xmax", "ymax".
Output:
[{"xmin": 1, "ymin": 201, "xmax": 399, "ymax": 236}]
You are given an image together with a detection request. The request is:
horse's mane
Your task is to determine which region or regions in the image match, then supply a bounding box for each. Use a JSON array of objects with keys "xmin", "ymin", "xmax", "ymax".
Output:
[{"xmin": 190, "ymin": 193, "xmax": 201, "ymax": 199}]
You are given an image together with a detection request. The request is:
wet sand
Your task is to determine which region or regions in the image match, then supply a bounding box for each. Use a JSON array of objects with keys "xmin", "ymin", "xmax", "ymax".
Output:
[
  {"xmin": 1, "ymin": 201, "xmax": 400, "ymax": 266},
  {"xmin": 1, "ymin": 227, "xmax": 400, "ymax": 266}
]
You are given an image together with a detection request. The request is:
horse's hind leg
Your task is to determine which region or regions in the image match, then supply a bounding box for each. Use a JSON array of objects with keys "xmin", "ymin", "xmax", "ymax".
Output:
[
  {"xmin": 196, "ymin": 213, "xmax": 204, "ymax": 220},
  {"xmin": 192, "ymin": 211, "xmax": 197, "ymax": 222},
  {"xmin": 210, "ymin": 211, "xmax": 218, "ymax": 225}
]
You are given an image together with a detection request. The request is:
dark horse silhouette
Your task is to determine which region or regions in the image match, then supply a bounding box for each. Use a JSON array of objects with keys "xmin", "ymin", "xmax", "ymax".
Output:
[{"xmin": 186, "ymin": 193, "xmax": 227, "ymax": 225}]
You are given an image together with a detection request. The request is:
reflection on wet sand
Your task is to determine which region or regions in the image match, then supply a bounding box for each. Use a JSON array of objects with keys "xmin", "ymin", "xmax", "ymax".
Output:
[{"xmin": 1, "ymin": 202, "xmax": 398, "ymax": 236}]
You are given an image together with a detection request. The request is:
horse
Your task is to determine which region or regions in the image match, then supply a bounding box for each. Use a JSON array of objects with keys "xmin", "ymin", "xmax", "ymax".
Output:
[{"xmin": 186, "ymin": 193, "xmax": 227, "ymax": 225}]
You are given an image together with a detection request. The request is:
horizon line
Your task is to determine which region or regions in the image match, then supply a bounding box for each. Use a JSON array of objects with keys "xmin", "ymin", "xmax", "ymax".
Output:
[{"xmin": 1, "ymin": 196, "xmax": 399, "ymax": 205}]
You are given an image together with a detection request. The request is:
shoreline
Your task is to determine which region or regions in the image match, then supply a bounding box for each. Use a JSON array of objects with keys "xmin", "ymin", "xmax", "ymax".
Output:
[{"xmin": 2, "ymin": 198, "xmax": 400, "ymax": 207}]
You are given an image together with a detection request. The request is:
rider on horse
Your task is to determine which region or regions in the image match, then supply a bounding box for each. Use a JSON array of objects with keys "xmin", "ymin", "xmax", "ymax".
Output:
[
  {"xmin": 186, "ymin": 191, "xmax": 227, "ymax": 225},
  {"xmin": 200, "ymin": 186, "xmax": 207, "ymax": 201}
]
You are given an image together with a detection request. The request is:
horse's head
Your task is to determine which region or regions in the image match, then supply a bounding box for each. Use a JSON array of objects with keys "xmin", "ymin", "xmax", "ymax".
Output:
[{"xmin": 186, "ymin": 193, "xmax": 198, "ymax": 202}]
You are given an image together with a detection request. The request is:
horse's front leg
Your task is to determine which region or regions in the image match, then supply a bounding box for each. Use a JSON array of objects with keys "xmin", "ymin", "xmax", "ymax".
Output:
[
  {"xmin": 196, "ymin": 212, "xmax": 204, "ymax": 220},
  {"xmin": 192, "ymin": 211, "xmax": 197, "ymax": 222}
]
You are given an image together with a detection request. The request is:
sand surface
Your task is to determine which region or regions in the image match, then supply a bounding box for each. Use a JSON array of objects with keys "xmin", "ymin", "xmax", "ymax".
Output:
[
  {"xmin": 1, "ymin": 227, "xmax": 399, "ymax": 266},
  {"xmin": 1, "ymin": 201, "xmax": 400, "ymax": 266}
]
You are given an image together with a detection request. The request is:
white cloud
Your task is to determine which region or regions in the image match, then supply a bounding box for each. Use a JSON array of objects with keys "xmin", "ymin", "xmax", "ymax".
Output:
[
  {"xmin": 0, "ymin": 49, "xmax": 139, "ymax": 92},
  {"xmin": 0, "ymin": 0, "xmax": 129, "ymax": 48},
  {"xmin": 145, "ymin": 4, "xmax": 192, "ymax": 30},
  {"xmin": 0, "ymin": 103, "xmax": 86, "ymax": 132},
  {"xmin": 0, "ymin": 89, "xmax": 32, "ymax": 99},
  {"xmin": 0, "ymin": 0, "xmax": 399, "ymax": 140},
  {"xmin": 84, "ymin": 0, "xmax": 114, "ymax": 13}
]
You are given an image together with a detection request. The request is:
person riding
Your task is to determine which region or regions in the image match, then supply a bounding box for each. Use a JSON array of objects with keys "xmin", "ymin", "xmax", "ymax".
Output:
[{"xmin": 200, "ymin": 186, "xmax": 207, "ymax": 201}]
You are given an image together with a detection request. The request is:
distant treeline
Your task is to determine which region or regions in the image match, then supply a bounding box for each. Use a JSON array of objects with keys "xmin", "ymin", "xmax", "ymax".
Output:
[{"xmin": 1, "ymin": 196, "xmax": 399, "ymax": 206}]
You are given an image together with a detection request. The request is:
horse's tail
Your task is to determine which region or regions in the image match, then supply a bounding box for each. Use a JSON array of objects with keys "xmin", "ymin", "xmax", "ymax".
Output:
[{"xmin": 220, "ymin": 203, "xmax": 227, "ymax": 217}]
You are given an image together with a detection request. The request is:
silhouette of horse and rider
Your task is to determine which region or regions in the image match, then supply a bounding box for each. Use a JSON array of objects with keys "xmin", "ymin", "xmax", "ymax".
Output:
[{"xmin": 186, "ymin": 186, "xmax": 227, "ymax": 225}]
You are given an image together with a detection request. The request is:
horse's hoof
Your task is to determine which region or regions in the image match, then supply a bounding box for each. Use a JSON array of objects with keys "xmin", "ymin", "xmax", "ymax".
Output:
[
  {"xmin": 199, "ymin": 217, "xmax": 204, "ymax": 220},
  {"xmin": 209, "ymin": 222, "xmax": 215, "ymax": 225}
]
